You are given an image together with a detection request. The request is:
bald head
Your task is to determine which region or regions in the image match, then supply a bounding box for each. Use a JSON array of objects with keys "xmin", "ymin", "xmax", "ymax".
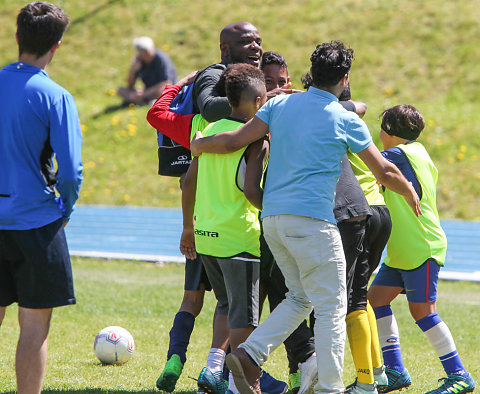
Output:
[{"xmin": 219, "ymin": 22, "xmax": 263, "ymax": 68}]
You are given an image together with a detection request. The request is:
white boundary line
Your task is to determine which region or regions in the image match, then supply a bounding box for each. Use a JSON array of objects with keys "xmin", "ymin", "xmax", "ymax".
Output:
[
  {"xmin": 70, "ymin": 250, "xmax": 480, "ymax": 282},
  {"xmin": 439, "ymin": 270, "xmax": 480, "ymax": 282},
  {"xmin": 70, "ymin": 250, "xmax": 185, "ymax": 264}
]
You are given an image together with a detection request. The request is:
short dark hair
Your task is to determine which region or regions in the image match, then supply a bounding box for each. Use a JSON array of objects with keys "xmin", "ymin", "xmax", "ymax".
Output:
[
  {"xmin": 302, "ymin": 71, "xmax": 351, "ymax": 101},
  {"xmin": 338, "ymin": 83, "xmax": 351, "ymax": 101},
  {"xmin": 260, "ymin": 51, "xmax": 288, "ymax": 71},
  {"xmin": 301, "ymin": 72, "xmax": 313, "ymax": 90},
  {"xmin": 224, "ymin": 63, "xmax": 265, "ymax": 108},
  {"xmin": 17, "ymin": 2, "xmax": 69, "ymax": 57},
  {"xmin": 381, "ymin": 104, "xmax": 425, "ymax": 140},
  {"xmin": 310, "ymin": 41, "xmax": 354, "ymax": 87}
]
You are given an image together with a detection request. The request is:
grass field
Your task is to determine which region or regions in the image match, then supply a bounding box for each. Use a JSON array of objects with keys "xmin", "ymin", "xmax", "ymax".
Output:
[
  {"xmin": 0, "ymin": 258, "xmax": 479, "ymax": 393},
  {"xmin": 0, "ymin": 1, "xmax": 479, "ymax": 218}
]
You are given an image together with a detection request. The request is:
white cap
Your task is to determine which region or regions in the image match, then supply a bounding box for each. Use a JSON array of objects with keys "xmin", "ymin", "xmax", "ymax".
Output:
[{"xmin": 133, "ymin": 36, "xmax": 155, "ymax": 52}]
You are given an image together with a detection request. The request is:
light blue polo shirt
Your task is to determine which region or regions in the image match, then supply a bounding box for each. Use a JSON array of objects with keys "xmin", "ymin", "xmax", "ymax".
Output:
[{"xmin": 256, "ymin": 87, "xmax": 372, "ymax": 224}]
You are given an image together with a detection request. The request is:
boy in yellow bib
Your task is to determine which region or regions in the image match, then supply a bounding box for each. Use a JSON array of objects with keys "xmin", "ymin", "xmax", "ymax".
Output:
[
  {"xmin": 181, "ymin": 63, "xmax": 269, "ymax": 394},
  {"xmin": 368, "ymin": 105, "xmax": 475, "ymax": 394}
]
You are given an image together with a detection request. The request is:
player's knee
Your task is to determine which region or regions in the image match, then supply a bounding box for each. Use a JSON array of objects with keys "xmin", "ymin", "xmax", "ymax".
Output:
[
  {"xmin": 179, "ymin": 290, "xmax": 204, "ymax": 316},
  {"xmin": 408, "ymin": 301, "xmax": 435, "ymax": 321}
]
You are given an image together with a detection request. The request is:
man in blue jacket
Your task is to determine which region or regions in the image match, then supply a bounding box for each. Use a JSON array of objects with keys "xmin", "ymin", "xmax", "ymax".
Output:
[{"xmin": 0, "ymin": 2, "xmax": 83, "ymax": 393}]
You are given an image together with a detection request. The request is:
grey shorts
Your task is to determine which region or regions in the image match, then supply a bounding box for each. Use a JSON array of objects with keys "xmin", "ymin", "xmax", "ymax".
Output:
[{"xmin": 200, "ymin": 253, "xmax": 260, "ymax": 329}]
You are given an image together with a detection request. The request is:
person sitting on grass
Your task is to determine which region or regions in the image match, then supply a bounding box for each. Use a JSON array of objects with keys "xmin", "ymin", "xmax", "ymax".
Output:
[
  {"xmin": 367, "ymin": 104, "xmax": 475, "ymax": 394},
  {"xmin": 117, "ymin": 36, "xmax": 176, "ymax": 106}
]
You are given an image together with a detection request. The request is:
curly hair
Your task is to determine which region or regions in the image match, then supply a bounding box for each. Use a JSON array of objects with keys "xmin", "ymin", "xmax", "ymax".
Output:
[
  {"xmin": 224, "ymin": 63, "xmax": 265, "ymax": 107},
  {"xmin": 260, "ymin": 51, "xmax": 288, "ymax": 71},
  {"xmin": 17, "ymin": 2, "xmax": 69, "ymax": 57},
  {"xmin": 310, "ymin": 41, "xmax": 354, "ymax": 87},
  {"xmin": 381, "ymin": 104, "xmax": 425, "ymax": 140}
]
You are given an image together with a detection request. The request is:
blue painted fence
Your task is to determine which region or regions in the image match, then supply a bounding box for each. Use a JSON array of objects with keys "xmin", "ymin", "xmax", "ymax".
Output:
[{"xmin": 65, "ymin": 205, "xmax": 480, "ymax": 282}]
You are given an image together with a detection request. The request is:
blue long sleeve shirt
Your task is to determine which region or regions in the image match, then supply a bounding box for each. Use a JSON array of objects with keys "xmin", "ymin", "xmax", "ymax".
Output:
[{"xmin": 0, "ymin": 62, "xmax": 83, "ymax": 230}]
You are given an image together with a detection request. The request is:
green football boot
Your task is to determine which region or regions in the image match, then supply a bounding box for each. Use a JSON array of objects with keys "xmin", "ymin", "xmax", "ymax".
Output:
[{"xmin": 156, "ymin": 354, "xmax": 184, "ymax": 392}]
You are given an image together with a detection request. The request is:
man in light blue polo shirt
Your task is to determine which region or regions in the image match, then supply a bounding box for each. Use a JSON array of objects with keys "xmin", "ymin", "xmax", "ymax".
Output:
[
  {"xmin": 0, "ymin": 2, "xmax": 82, "ymax": 392},
  {"xmin": 191, "ymin": 41, "xmax": 421, "ymax": 394}
]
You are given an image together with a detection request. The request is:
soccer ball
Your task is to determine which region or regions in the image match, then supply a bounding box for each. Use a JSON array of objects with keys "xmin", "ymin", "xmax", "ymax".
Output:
[{"xmin": 94, "ymin": 326, "xmax": 135, "ymax": 365}]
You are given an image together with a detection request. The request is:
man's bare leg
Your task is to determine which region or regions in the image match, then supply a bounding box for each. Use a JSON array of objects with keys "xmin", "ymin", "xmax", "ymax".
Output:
[{"xmin": 16, "ymin": 307, "xmax": 52, "ymax": 394}]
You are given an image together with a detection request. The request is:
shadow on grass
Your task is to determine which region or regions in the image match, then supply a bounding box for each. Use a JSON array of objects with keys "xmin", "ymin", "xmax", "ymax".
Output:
[
  {"xmin": 70, "ymin": 0, "xmax": 124, "ymax": 26},
  {"xmin": 90, "ymin": 103, "xmax": 130, "ymax": 119}
]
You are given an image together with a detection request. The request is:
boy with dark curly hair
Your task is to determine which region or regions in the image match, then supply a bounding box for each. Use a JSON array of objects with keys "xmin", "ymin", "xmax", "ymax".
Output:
[{"xmin": 181, "ymin": 63, "xmax": 270, "ymax": 394}]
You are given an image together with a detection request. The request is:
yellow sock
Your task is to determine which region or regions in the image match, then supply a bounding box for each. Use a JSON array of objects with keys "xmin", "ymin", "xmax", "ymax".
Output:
[
  {"xmin": 367, "ymin": 302, "xmax": 383, "ymax": 369},
  {"xmin": 346, "ymin": 309, "xmax": 374, "ymax": 384}
]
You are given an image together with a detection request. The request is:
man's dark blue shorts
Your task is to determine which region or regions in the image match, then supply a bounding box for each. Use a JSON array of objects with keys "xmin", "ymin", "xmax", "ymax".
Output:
[
  {"xmin": 0, "ymin": 218, "xmax": 76, "ymax": 309},
  {"xmin": 184, "ymin": 255, "xmax": 212, "ymax": 291}
]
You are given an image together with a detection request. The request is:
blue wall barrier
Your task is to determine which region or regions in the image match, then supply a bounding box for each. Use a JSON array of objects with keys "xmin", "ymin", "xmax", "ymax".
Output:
[{"xmin": 66, "ymin": 206, "xmax": 480, "ymax": 282}]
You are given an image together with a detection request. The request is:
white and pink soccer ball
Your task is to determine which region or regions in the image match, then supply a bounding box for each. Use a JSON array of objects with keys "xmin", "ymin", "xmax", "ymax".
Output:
[{"xmin": 94, "ymin": 326, "xmax": 135, "ymax": 365}]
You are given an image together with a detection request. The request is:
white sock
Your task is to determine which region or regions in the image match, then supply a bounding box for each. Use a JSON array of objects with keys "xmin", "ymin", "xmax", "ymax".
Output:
[
  {"xmin": 229, "ymin": 371, "xmax": 239, "ymax": 393},
  {"xmin": 206, "ymin": 347, "xmax": 226, "ymax": 373},
  {"xmin": 422, "ymin": 321, "xmax": 456, "ymax": 357}
]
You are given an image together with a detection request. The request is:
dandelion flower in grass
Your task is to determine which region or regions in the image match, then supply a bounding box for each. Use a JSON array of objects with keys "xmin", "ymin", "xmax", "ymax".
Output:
[
  {"xmin": 427, "ymin": 119, "xmax": 435, "ymax": 127},
  {"xmin": 99, "ymin": 157, "xmax": 105, "ymax": 164},
  {"xmin": 111, "ymin": 116, "xmax": 120, "ymax": 126},
  {"xmin": 105, "ymin": 188, "xmax": 112, "ymax": 196},
  {"xmin": 123, "ymin": 194, "xmax": 131, "ymax": 202},
  {"xmin": 81, "ymin": 124, "xmax": 87, "ymax": 133},
  {"xmin": 107, "ymin": 89, "xmax": 116, "ymax": 96},
  {"xmin": 471, "ymin": 155, "xmax": 478, "ymax": 161},
  {"xmin": 436, "ymin": 139, "xmax": 443, "ymax": 146},
  {"xmin": 161, "ymin": 44, "xmax": 169, "ymax": 51},
  {"xmin": 84, "ymin": 161, "xmax": 96, "ymax": 169},
  {"xmin": 130, "ymin": 117, "xmax": 137, "ymax": 124},
  {"xmin": 442, "ymin": 189, "xmax": 449, "ymax": 196},
  {"xmin": 457, "ymin": 153, "xmax": 464, "ymax": 161},
  {"xmin": 447, "ymin": 157, "xmax": 454, "ymax": 164},
  {"xmin": 127, "ymin": 124, "xmax": 137, "ymax": 136},
  {"xmin": 384, "ymin": 87, "xmax": 393, "ymax": 97},
  {"xmin": 83, "ymin": 190, "xmax": 90, "ymax": 197},
  {"xmin": 119, "ymin": 130, "xmax": 127, "ymax": 137},
  {"xmin": 459, "ymin": 145, "xmax": 467, "ymax": 153}
]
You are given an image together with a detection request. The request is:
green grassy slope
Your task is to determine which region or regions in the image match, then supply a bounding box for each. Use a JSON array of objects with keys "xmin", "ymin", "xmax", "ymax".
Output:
[
  {"xmin": 1, "ymin": 0, "xmax": 479, "ymax": 218},
  {"xmin": 0, "ymin": 259, "xmax": 479, "ymax": 392}
]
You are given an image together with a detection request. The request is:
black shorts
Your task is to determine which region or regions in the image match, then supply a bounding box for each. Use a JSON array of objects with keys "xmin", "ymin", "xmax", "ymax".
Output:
[
  {"xmin": 184, "ymin": 255, "xmax": 212, "ymax": 291},
  {"xmin": 349, "ymin": 205, "xmax": 392, "ymax": 312},
  {"xmin": 0, "ymin": 218, "xmax": 75, "ymax": 309}
]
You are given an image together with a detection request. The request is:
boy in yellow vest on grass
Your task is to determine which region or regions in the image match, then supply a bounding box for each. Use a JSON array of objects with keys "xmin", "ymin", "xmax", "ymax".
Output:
[
  {"xmin": 367, "ymin": 104, "xmax": 475, "ymax": 394},
  {"xmin": 181, "ymin": 63, "xmax": 269, "ymax": 394}
]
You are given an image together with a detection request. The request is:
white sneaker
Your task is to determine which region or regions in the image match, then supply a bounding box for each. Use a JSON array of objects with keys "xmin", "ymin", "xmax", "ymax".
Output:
[
  {"xmin": 298, "ymin": 352, "xmax": 317, "ymax": 394},
  {"xmin": 373, "ymin": 365, "xmax": 388, "ymax": 392},
  {"xmin": 346, "ymin": 380, "xmax": 377, "ymax": 394}
]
